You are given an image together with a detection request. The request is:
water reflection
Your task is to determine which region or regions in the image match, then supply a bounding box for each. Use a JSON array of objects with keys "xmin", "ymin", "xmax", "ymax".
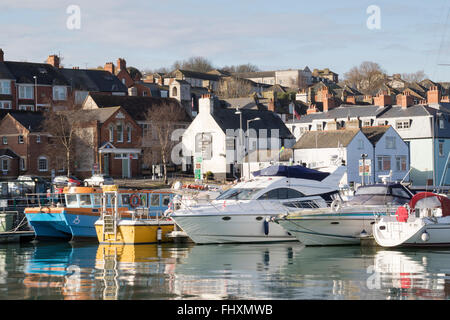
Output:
[{"xmin": 1, "ymin": 242, "xmax": 450, "ymax": 300}]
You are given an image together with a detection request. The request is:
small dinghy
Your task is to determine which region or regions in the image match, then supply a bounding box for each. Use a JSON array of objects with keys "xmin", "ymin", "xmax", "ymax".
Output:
[{"xmin": 373, "ymin": 192, "xmax": 450, "ymax": 247}]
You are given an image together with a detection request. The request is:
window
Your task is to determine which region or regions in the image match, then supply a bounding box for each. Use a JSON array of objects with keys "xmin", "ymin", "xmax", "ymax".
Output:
[
  {"xmin": 216, "ymin": 188, "xmax": 263, "ymax": 200},
  {"xmin": 18, "ymin": 85, "xmax": 33, "ymax": 99},
  {"xmin": 0, "ymin": 81, "xmax": 11, "ymax": 94},
  {"xmin": 0, "ymin": 101, "xmax": 11, "ymax": 109},
  {"xmin": 38, "ymin": 156, "xmax": 48, "ymax": 172},
  {"xmin": 66, "ymin": 195, "xmax": 78, "ymax": 207},
  {"xmin": 127, "ymin": 126, "xmax": 132, "ymax": 142},
  {"xmin": 18, "ymin": 135, "xmax": 24, "ymax": 144},
  {"xmin": 439, "ymin": 118, "xmax": 445, "ymax": 129},
  {"xmin": 316, "ymin": 123, "xmax": 323, "ymax": 131},
  {"xmin": 385, "ymin": 136, "xmax": 396, "ymax": 149},
  {"xmin": 258, "ymin": 188, "xmax": 305, "ymax": 200},
  {"xmin": 1, "ymin": 159, "xmax": 8, "ymax": 172},
  {"xmin": 19, "ymin": 105, "xmax": 34, "ymax": 111},
  {"xmin": 396, "ymin": 120, "xmax": 410, "ymax": 130},
  {"xmin": 122, "ymin": 78, "xmax": 126, "ymax": 85},
  {"xmin": 109, "ymin": 125, "xmax": 114, "ymax": 142},
  {"xmin": 151, "ymin": 194, "xmax": 160, "ymax": 207},
  {"xmin": 363, "ymin": 120, "xmax": 371, "ymax": 127},
  {"xmin": 121, "ymin": 194, "xmax": 130, "ymax": 206},
  {"xmin": 79, "ymin": 194, "xmax": 92, "ymax": 206},
  {"xmin": 52, "ymin": 86, "xmax": 67, "ymax": 101},
  {"xmin": 357, "ymin": 139, "xmax": 364, "ymax": 150},
  {"xmin": 20, "ymin": 158, "xmax": 26, "ymax": 171},
  {"xmin": 172, "ymin": 86, "xmax": 178, "ymax": 97},
  {"xmin": 395, "ymin": 156, "xmax": 407, "ymax": 171},
  {"xmin": 439, "ymin": 142, "xmax": 444, "ymax": 157},
  {"xmin": 117, "ymin": 123, "xmax": 123, "ymax": 142},
  {"xmin": 141, "ymin": 123, "xmax": 149, "ymax": 137},
  {"xmin": 377, "ymin": 156, "xmax": 391, "ymax": 171},
  {"xmin": 36, "ymin": 135, "xmax": 41, "ymax": 143},
  {"xmin": 162, "ymin": 194, "xmax": 171, "ymax": 206},
  {"xmin": 93, "ymin": 194, "xmax": 102, "ymax": 206},
  {"xmin": 2, "ymin": 137, "xmax": 6, "ymax": 145}
]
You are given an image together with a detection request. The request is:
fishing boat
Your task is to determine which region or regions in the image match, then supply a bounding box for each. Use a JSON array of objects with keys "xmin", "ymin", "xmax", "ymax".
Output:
[
  {"xmin": 275, "ymin": 183, "xmax": 415, "ymax": 246},
  {"xmin": 24, "ymin": 185, "xmax": 173, "ymax": 241},
  {"xmin": 94, "ymin": 186, "xmax": 175, "ymax": 244},
  {"xmin": 373, "ymin": 192, "xmax": 450, "ymax": 247},
  {"xmin": 168, "ymin": 165, "xmax": 346, "ymax": 244}
]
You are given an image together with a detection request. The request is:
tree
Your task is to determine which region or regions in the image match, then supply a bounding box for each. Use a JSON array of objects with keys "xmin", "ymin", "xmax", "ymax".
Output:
[
  {"xmin": 343, "ymin": 61, "xmax": 387, "ymax": 95},
  {"xmin": 41, "ymin": 100, "xmax": 81, "ymax": 177},
  {"xmin": 401, "ymin": 70, "xmax": 427, "ymax": 83},
  {"xmin": 217, "ymin": 77, "xmax": 255, "ymax": 98},
  {"xmin": 142, "ymin": 101, "xmax": 188, "ymax": 183},
  {"xmin": 222, "ymin": 63, "xmax": 260, "ymax": 73},
  {"xmin": 172, "ymin": 56, "xmax": 214, "ymax": 73}
]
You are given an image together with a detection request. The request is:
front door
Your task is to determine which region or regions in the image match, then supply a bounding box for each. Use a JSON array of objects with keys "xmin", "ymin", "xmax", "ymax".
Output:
[{"xmin": 122, "ymin": 158, "xmax": 130, "ymax": 178}]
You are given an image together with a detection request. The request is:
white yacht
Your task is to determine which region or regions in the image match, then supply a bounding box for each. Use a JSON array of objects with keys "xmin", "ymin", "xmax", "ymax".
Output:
[
  {"xmin": 168, "ymin": 165, "xmax": 346, "ymax": 244},
  {"xmin": 275, "ymin": 183, "xmax": 415, "ymax": 246}
]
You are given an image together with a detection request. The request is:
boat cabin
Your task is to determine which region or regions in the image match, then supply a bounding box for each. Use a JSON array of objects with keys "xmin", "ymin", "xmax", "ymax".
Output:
[{"xmin": 347, "ymin": 183, "xmax": 414, "ymax": 206}]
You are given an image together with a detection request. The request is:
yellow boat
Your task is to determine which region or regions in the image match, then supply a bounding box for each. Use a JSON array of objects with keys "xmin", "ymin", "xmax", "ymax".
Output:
[{"xmin": 94, "ymin": 185, "xmax": 175, "ymax": 245}]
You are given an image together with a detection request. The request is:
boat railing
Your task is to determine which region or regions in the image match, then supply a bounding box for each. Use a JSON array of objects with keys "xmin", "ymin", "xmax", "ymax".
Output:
[{"xmin": 24, "ymin": 193, "xmax": 66, "ymax": 208}]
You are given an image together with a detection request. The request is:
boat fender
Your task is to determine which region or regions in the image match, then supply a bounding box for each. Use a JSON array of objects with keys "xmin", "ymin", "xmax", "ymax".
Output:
[
  {"xmin": 264, "ymin": 217, "xmax": 270, "ymax": 235},
  {"xmin": 421, "ymin": 231, "xmax": 430, "ymax": 242},
  {"xmin": 331, "ymin": 199, "xmax": 341, "ymax": 212},
  {"xmin": 157, "ymin": 227, "xmax": 162, "ymax": 242}
]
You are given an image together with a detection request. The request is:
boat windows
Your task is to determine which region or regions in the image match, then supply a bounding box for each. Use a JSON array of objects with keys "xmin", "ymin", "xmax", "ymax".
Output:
[
  {"xmin": 79, "ymin": 194, "xmax": 91, "ymax": 206},
  {"xmin": 391, "ymin": 187, "xmax": 411, "ymax": 199},
  {"xmin": 283, "ymin": 200, "xmax": 319, "ymax": 209},
  {"xmin": 222, "ymin": 216, "xmax": 231, "ymax": 221},
  {"xmin": 122, "ymin": 194, "xmax": 130, "ymax": 206},
  {"xmin": 216, "ymin": 188, "xmax": 263, "ymax": 200},
  {"xmin": 258, "ymin": 188, "xmax": 305, "ymax": 200},
  {"xmin": 139, "ymin": 194, "xmax": 147, "ymax": 207},
  {"xmin": 151, "ymin": 194, "xmax": 160, "ymax": 207},
  {"xmin": 93, "ymin": 194, "xmax": 102, "ymax": 206},
  {"xmin": 355, "ymin": 186, "xmax": 388, "ymax": 196},
  {"xmin": 162, "ymin": 194, "xmax": 171, "ymax": 206},
  {"xmin": 255, "ymin": 216, "xmax": 263, "ymax": 221},
  {"xmin": 66, "ymin": 194, "xmax": 78, "ymax": 207}
]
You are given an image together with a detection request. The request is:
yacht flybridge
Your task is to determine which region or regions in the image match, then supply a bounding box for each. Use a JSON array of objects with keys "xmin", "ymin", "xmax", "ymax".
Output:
[{"xmin": 168, "ymin": 165, "xmax": 346, "ymax": 244}]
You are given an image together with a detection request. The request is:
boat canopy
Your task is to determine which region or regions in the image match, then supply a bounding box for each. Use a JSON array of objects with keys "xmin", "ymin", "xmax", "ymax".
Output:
[
  {"xmin": 252, "ymin": 165, "xmax": 329, "ymax": 181},
  {"xmin": 409, "ymin": 192, "xmax": 450, "ymax": 217}
]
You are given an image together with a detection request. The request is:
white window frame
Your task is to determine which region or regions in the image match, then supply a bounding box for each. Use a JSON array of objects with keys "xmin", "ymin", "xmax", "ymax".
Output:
[
  {"xmin": 36, "ymin": 134, "xmax": 41, "ymax": 143},
  {"xmin": 0, "ymin": 101, "xmax": 11, "ymax": 109},
  {"xmin": 0, "ymin": 80, "xmax": 11, "ymax": 95},
  {"xmin": 18, "ymin": 85, "xmax": 34, "ymax": 99},
  {"xmin": 396, "ymin": 120, "xmax": 410, "ymax": 130},
  {"xmin": 52, "ymin": 86, "xmax": 67, "ymax": 101},
  {"xmin": 117, "ymin": 122, "xmax": 123, "ymax": 142},
  {"xmin": 18, "ymin": 135, "xmax": 24, "ymax": 144},
  {"xmin": 19, "ymin": 105, "xmax": 34, "ymax": 111},
  {"xmin": 2, "ymin": 136, "xmax": 7, "ymax": 145},
  {"xmin": 38, "ymin": 156, "xmax": 48, "ymax": 172}
]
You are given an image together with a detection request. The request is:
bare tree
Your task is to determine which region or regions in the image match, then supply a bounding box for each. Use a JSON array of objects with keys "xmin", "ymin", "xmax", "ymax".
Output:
[
  {"xmin": 222, "ymin": 63, "xmax": 260, "ymax": 73},
  {"xmin": 172, "ymin": 56, "xmax": 214, "ymax": 73},
  {"xmin": 142, "ymin": 102, "xmax": 187, "ymax": 183},
  {"xmin": 217, "ymin": 77, "xmax": 255, "ymax": 98},
  {"xmin": 401, "ymin": 70, "xmax": 427, "ymax": 83},
  {"xmin": 343, "ymin": 61, "xmax": 387, "ymax": 95}
]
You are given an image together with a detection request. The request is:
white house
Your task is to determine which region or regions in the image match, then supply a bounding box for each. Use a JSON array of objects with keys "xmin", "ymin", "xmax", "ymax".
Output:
[
  {"xmin": 181, "ymin": 94, "xmax": 295, "ymax": 180},
  {"xmin": 292, "ymin": 126, "xmax": 409, "ymax": 187}
]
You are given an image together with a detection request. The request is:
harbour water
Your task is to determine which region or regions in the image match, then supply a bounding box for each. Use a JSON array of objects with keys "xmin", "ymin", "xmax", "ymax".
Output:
[{"xmin": 1, "ymin": 241, "xmax": 450, "ymax": 300}]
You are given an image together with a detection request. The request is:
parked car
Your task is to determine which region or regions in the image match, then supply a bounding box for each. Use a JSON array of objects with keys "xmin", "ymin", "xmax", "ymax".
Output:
[
  {"xmin": 84, "ymin": 174, "xmax": 114, "ymax": 187},
  {"xmin": 52, "ymin": 176, "xmax": 82, "ymax": 187}
]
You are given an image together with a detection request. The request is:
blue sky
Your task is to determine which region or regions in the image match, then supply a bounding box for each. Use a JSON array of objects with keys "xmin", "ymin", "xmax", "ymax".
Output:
[{"xmin": 2, "ymin": 0, "xmax": 450, "ymax": 81}]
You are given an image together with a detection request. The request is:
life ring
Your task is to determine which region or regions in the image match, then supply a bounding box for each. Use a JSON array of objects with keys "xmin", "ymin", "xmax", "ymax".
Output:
[{"xmin": 130, "ymin": 194, "xmax": 141, "ymax": 208}]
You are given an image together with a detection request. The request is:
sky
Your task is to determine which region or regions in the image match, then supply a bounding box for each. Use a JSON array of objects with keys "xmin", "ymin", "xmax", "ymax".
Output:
[{"xmin": 2, "ymin": 0, "xmax": 450, "ymax": 81}]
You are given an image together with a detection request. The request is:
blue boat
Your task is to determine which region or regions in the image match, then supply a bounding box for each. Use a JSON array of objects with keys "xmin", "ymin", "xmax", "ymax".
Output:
[{"xmin": 24, "ymin": 186, "xmax": 173, "ymax": 241}]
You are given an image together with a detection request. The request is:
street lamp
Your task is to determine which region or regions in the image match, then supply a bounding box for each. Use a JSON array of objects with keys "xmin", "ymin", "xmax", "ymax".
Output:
[
  {"xmin": 247, "ymin": 117, "xmax": 261, "ymax": 180},
  {"xmin": 33, "ymin": 76, "xmax": 37, "ymax": 111},
  {"xmin": 234, "ymin": 107, "xmax": 243, "ymax": 179}
]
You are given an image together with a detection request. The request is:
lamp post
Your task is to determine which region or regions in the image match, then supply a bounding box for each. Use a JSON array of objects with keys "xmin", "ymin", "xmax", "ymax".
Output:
[
  {"xmin": 246, "ymin": 117, "xmax": 261, "ymax": 180},
  {"xmin": 33, "ymin": 76, "xmax": 37, "ymax": 111},
  {"xmin": 234, "ymin": 107, "xmax": 243, "ymax": 179}
]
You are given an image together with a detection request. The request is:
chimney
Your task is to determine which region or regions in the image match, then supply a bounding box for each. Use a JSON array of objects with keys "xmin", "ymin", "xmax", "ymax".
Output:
[
  {"xmin": 373, "ymin": 91, "xmax": 392, "ymax": 107},
  {"xmin": 346, "ymin": 119, "xmax": 360, "ymax": 129},
  {"xmin": 345, "ymin": 95, "xmax": 356, "ymax": 104},
  {"xmin": 46, "ymin": 54, "xmax": 60, "ymax": 68},
  {"xmin": 306, "ymin": 104, "xmax": 317, "ymax": 114},
  {"xmin": 199, "ymin": 94, "xmax": 214, "ymax": 114},
  {"xmin": 427, "ymin": 85, "xmax": 441, "ymax": 104},
  {"xmin": 117, "ymin": 58, "xmax": 126, "ymax": 72},
  {"xmin": 0, "ymin": 49, "xmax": 4, "ymax": 62},
  {"xmin": 323, "ymin": 90, "xmax": 336, "ymax": 112},
  {"xmin": 104, "ymin": 62, "xmax": 115, "ymax": 74},
  {"xmin": 326, "ymin": 120, "xmax": 338, "ymax": 130},
  {"xmin": 268, "ymin": 98, "xmax": 275, "ymax": 112},
  {"xmin": 397, "ymin": 92, "xmax": 414, "ymax": 109}
]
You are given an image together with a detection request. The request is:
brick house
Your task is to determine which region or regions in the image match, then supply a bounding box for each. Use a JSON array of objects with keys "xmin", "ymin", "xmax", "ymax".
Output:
[
  {"xmin": 0, "ymin": 111, "xmax": 55, "ymax": 178},
  {"xmin": 72, "ymin": 107, "xmax": 142, "ymax": 179}
]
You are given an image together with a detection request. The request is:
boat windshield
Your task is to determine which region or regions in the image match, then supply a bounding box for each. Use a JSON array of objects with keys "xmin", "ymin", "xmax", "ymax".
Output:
[
  {"xmin": 216, "ymin": 188, "xmax": 263, "ymax": 200},
  {"xmin": 355, "ymin": 186, "xmax": 388, "ymax": 196}
]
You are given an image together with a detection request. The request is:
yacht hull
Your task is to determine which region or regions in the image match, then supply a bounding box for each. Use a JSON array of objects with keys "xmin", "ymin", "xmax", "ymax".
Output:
[{"xmin": 171, "ymin": 214, "xmax": 296, "ymax": 244}]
